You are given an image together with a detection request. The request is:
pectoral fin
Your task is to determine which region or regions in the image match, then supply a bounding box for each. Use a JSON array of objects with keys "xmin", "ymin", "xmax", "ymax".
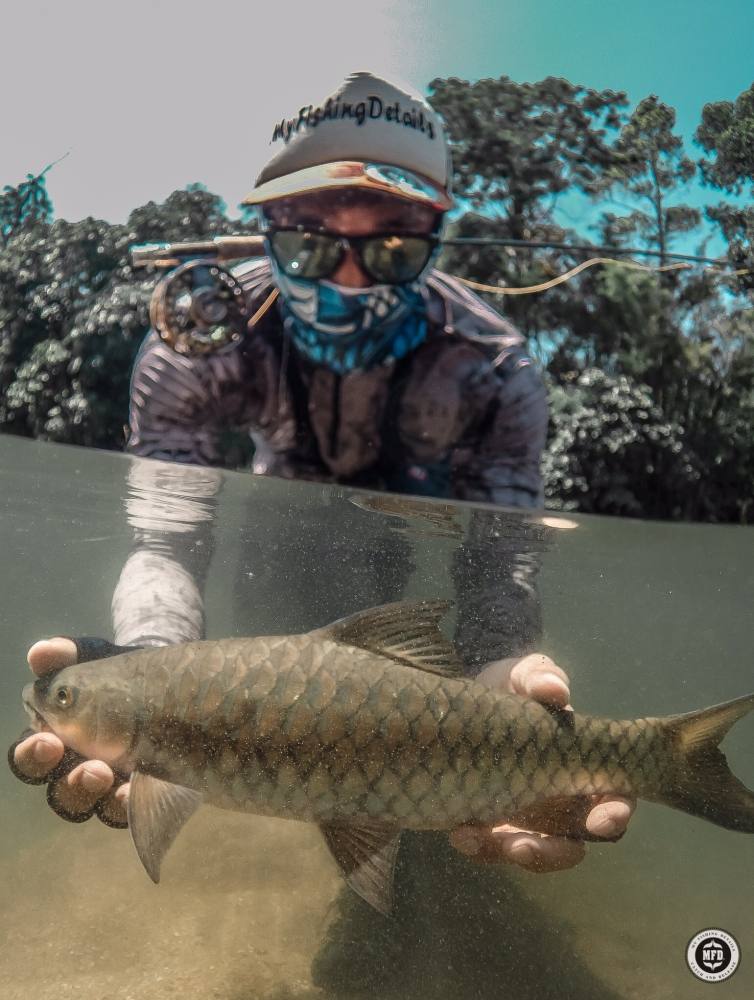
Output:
[
  {"xmin": 127, "ymin": 770, "xmax": 203, "ymax": 883},
  {"xmin": 320, "ymin": 821, "xmax": 402, "ymax": 916}
]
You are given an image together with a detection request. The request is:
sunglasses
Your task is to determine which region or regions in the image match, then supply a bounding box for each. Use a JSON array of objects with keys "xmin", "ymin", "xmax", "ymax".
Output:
[{"xmin": 266, "ymin": 226, "xmax": 439, "ymax": 285}]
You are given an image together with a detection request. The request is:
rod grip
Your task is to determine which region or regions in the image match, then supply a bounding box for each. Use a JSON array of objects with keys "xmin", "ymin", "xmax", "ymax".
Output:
[{"xmin": 131, "ymin": 235, "xmax": 267, "ymax": 268}]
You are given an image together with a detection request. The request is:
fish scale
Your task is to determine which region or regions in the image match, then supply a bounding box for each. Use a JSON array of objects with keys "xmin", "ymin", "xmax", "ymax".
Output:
[
  {"xmin": 22, "ymin": 599, "xmax": 754, "ymax": 915},
  {"xmin": 135, "ymin": 635, "xmax": 658, "ymax": 827}
]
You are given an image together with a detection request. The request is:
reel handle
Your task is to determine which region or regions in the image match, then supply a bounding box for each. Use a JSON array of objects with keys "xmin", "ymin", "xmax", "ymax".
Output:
[{"xmin": 131, "ymin": 235, "xmax": 267, "ymax": 269}]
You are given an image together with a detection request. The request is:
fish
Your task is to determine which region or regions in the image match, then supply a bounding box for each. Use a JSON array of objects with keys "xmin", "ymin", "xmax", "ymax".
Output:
[
  {"xmin": 20, "ymin": 600, "xmax": 754, "ymax": 915},
  {"xmin": 350, "ymin": 494, "xmax": 464, "ymax": 538}
]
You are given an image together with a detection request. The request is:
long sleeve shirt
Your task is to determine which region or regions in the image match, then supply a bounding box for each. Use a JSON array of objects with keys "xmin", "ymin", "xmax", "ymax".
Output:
[
  {"xmin": 114, "ymin": 261, "xmax": 550, "ymax": 668},
  {"xmin": 127, "ymin": 260, "xmax": 548, "ymax": 506}
]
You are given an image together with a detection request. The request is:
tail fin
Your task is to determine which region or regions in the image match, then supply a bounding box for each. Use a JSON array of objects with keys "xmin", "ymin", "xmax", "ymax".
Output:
[{"xmin": 657, "ymin": 693, "xmax": 754, "ymax": 833}]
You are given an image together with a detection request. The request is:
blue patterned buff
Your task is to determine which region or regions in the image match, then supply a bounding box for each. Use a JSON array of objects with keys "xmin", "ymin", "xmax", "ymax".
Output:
[{"xmin": 269, "ymin": 258, "xmax": 430, "ymax": 374}]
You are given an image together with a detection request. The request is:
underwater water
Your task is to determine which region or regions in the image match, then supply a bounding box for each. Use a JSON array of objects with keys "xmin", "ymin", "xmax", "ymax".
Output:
[{"xmin": 0, "ymin": 433, "xmax": 752, "ymax": 1000}]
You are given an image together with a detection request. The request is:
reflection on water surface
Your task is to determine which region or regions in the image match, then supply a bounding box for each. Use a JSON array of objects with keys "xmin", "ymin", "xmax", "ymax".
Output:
[{"xmin": 0, "ymin": 436, "xmax": 752, "ymax": 999}]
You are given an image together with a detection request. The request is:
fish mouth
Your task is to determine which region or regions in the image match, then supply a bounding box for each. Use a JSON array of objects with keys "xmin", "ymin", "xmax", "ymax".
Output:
[{"xmin": 22, "ymin": 686, "xmax": 52, "ymax": 733}]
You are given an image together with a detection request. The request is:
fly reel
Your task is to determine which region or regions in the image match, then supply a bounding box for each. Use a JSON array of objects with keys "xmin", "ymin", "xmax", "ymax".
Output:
[{"xmin": 149, "ymin": 260, "xmax": 248, "ymax": 356}]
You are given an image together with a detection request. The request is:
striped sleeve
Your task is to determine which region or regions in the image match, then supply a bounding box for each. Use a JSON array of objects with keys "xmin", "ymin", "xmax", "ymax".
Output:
[
  {"xmin": 127, "ymin": 260, "xmax": 276, "ymax": 465},
  {"xmin": 127, "ymin": 332, "xmax": 248, "ymax": 464}
]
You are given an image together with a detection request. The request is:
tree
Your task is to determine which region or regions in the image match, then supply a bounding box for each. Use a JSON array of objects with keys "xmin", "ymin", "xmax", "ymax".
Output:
[
  {"xmin": 673, "ymin": 301, "xmax": 754, "ymax": 522},
  {"xmin": 0, "ymin": 216, "xmax": 151, "ymax": 447},
  {"xmin": 542, "ymin": 94, "xmax": 739, "ymax": 518},
  {"xmin": 543, "ymin": 368, "xmax": 696, "ymax": 518},
  {"xmin": 596, "ymin": 95, "xmax": 700, "ymax": 264},
  {"xmin": 697, "ymin": 84, "xmax": 754, "ymax": 192},
  {"xmin": 0, "ymin": 167, "xmax": 53, "ymax": 247},
  {"xmin": 696, "ymin": 81, "xmax": 754, "ymax": 292},
  {"xmin": 429, "ymin": 78, "xmax": 754, "ymax": 522},
  {"xmin": 429, "ymin": 75, "xmax": 625, "ymax": 229},
  {"xmin": 0, "ymin": 183, "xmax": 257, "ymax": 452},
  {"xmin": 430, "ymin": 75, "xmax": 627, "ymax": 354},
  {"xmin": 579, "ymin": 96, "xmax": 705, "ymax": 417}
]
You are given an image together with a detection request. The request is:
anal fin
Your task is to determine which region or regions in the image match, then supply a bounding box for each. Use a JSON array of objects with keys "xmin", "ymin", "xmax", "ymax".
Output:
[{"xmin": 320, "ymin": 821, "xmax": 402, "ymax": 915}]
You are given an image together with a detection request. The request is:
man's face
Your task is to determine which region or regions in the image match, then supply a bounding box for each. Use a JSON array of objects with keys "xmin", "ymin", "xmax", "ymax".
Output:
[{"xmin": 264, "ymin": 190, "xmax": 439, "ymax": 288}]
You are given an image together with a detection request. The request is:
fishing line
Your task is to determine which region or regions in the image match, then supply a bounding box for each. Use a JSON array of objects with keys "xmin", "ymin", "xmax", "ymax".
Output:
[
  {"xmin": 247, "ymin": 287, "xmax": 279, "ymax": 329},
  {"xmin": 452, "ymin": 257, "xmax": 749, "ymax": 296}
]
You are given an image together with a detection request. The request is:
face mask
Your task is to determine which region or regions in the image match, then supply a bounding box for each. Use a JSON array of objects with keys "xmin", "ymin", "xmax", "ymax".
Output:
[{"xmin": 267, "ymin": 253, "xmax": 432, "ymax": 375}]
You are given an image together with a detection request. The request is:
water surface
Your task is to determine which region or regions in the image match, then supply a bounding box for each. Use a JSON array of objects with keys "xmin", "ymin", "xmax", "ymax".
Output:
[{"xmin": 1, "ymin": 435, "xmax": 752, "ymax": 999}]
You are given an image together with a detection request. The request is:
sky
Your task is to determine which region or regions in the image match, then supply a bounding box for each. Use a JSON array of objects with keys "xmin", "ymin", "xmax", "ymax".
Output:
[{"xmin": 2, "ymin": 0, "xmax": 754, "ymax": 235}]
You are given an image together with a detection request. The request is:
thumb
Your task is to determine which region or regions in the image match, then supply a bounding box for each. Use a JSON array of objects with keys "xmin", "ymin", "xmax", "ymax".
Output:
[
  {"xmin": 27, "ymin": 636, "xmax": 142, "ymax": 677},
  {"xmin": 27, "ymin": 638, "xmax": 79, "ymax": 677}
]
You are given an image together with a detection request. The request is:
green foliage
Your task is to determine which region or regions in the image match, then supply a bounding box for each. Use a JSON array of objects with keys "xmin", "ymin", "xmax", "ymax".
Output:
[
  {"xmin": 545, "ymin": 298, "xmax": 754, "ymax": 522},
  {"xmin": 0, "ymin": 217, "xmax": 151, "ymax": 446},
  {"xmin": 429, "ymin": 76, "xmax": 625, "ymax": 224},
  {"xmin": 431, "ymin": 76, "xmax": 626, "ymax": 354},
  {"xmin": 0, "ymin": 168, "xmax": 53, "ymax": 246},
  {"xmin": 697, "ymin": 82, "xmax": 754, "ymax": 293},
  {"xmin": 673, "ymin": 304, "xmax": 754, "ymax": 522},
  {"xmin": 433, "ymin": 76, "xmax": 754, "ymax": 522},
  {"xmin": 595, "ymin": 95, "xmax": 700, "ymax": 259},
  {"xmin": 543, "ymin": 369, "xmax": 694, "ymax": 518},
  {"xmin": 0, "ymin": 182, "xmax": 256, "ymax": 449},
  {"xmin": 702, "ymin": 204, "xmax": 754, "ymax": 294},
  {"xmin": 697, "ymin": 84, "xmax": 754, "ymax": 192},
  {"xmin": 550, "ymin": 93, "xmax": 704, "ymax": 421},
  {"xmin": 547, "ymin": 264, "xmax": 668, "ymax": 377}
]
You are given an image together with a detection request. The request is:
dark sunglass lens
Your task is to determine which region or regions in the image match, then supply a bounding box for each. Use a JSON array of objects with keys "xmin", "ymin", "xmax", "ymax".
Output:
[
  {"xmin": 362, "ymin": 236, "xmax": 434, "ymax": 283},
  {"xmin": 269, "ymin": 231, "xmax": 342, "ymax": 280}
]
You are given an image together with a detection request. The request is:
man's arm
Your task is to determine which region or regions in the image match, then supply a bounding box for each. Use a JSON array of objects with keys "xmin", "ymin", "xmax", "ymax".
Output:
[
  {"xmin": 127, "ymin": 331, "xmax": 248, "ymax": 466},
  {"xmin": 112, "ymin": 458, "xmax": 221, "ymax": 647},
  {"xmin": 451, "ymin": 350, "xmax": 548, "ymax": 508},
  {"xmin": 452, "ymin": 507, "xmax": 546, "ymax": 672},
  {"xmin": 11, "ymin": 274, "xmax": 277, "ymax": 824},
  {"xmin": 448, "ymin": 349, "xmax": 635, "ymax": 864},
  {"xmin": 12, "ymin": 453, "xmax": 224, "ymax": 825},
  {"xmin": 127, "ymin": 260, "xmax": 285, "ymax": 467},
  {"xmin": 450, "ymin": 351, "xmax": 548, "ymax": 669}
]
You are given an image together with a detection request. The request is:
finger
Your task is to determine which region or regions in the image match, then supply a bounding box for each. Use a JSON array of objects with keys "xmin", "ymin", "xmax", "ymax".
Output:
[
  {"xmin": 495, "ymin": 831, "xmax": 586, "ymax": 872},
  {"xmin": 585, "ymin": 796, "xmax": 636, "ymax": 840},
  {"xmin": 450, "ymin": 825, "xmax": 585, "ymax": 871},
  {"xmin": 508, "ymin": 655, "xmax": 571, "ymax": 707},
  {"xmin": 96, "ymin": 782, "xmax": 130, "ymax": 829},
  {"xmin": 475, "ymin": 654, "xmax": 569, "ymax": 697},
  {"xmin": 27, "ymin": 638, "xmax": 78, "ymax": 677},
  {"xmin": 11, "ymin": 732, "xmax": 65, "ymax": 783},
  {"xmin": 47, "ymin": 760, "xmax": 115, "ymax": 822}
]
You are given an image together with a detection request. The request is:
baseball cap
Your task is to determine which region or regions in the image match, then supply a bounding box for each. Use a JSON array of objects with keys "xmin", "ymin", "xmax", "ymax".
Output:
[{"xmin": 242, "ymin": 71, "xmax": 453, "ymax": 212}]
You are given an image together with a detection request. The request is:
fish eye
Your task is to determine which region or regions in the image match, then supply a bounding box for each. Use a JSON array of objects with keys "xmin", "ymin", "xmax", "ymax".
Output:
[{"xmin": 55, "ymin": 686, "xmax": 77, "ymax": 709}]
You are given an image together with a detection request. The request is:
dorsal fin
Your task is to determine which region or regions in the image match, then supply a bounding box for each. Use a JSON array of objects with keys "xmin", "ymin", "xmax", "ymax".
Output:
[{"xmin": 314, "ymin": 599, "xmax": 463, "ymax": 677}]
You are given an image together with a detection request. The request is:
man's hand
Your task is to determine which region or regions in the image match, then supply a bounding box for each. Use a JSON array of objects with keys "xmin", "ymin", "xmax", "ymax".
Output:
[
  {"xmin": 448, "ymin": 653, "xmax": 635, "ymax": 872},
  {"xmin": 10, "ymin": 638, "xmax": 129, "ymax": 827}
]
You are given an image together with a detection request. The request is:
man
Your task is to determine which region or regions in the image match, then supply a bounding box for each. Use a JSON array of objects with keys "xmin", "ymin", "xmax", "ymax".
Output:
[{"xmin": 11, "ymin": 71, "xmax": 633, "ymax": 870}]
